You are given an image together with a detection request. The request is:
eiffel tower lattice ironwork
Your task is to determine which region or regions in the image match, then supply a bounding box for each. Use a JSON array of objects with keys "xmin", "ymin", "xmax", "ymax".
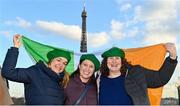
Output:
[{"xmin": 80, "ymin": 1, "xmax": 87, "ymax": 52}]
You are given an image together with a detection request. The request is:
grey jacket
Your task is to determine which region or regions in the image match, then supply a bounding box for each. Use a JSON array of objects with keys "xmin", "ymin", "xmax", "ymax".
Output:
[{"xmin": 124, "ymin": 57, "xmax": 178, "ymax": 105}]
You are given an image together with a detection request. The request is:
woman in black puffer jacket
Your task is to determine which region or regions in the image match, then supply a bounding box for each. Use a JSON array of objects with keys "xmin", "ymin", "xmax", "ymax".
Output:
[{"xmin": 1, "ymin": 34, "xmax": 71, "ymax": 105}]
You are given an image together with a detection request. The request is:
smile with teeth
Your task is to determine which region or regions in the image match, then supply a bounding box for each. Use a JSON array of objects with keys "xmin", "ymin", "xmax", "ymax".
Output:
[
  {"xmin": 110, "ymin": 64, "xmax": 118, "ymax": 67},
  {"xmin": 83, "ymin": 70, "xmax": 90, "ymax": 75}
]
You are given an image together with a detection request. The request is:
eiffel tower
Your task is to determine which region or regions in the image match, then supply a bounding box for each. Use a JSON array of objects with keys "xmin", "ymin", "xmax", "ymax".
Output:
[{"xmin": 80, "ymin": 0, "xmax": 87, "ymax": 52}]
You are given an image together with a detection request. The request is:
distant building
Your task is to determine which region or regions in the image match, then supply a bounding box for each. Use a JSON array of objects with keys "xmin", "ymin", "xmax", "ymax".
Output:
[
  {"xmin": 162, "ymin": 77, "xmax": 180, "ymax": 99},
  {"xmin": 161, "ymin": 97, "xmax": 178, "ymax": 105},
  {"xmin": 178, "ymin": 85, "xmax": 180, "ymax": 105},
  {"xmin": 11, "ymin": 97, "xmax": 25, "ymax": 105}
]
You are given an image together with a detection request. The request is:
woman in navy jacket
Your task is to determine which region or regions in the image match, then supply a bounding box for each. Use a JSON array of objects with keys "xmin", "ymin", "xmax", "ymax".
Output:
[{"xmin": 1, "ymin": 34, "xmax": 71, "ymax": 105}]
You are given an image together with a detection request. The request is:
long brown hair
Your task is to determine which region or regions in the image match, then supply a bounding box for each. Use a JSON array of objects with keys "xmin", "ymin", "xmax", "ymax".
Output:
[
  {"xmin": 100, "ymin": 57, "xmax": 128, "ymax": 77},
  {"xmin": 62, "ymin": 71, "xmax": 70, "ymax": 88}
]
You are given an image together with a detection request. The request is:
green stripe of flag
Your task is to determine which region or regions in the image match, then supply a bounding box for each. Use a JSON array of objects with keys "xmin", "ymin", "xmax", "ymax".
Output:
[{"xmin": 21, "ymin": 36, "xmax": 74, "ymax": 74}]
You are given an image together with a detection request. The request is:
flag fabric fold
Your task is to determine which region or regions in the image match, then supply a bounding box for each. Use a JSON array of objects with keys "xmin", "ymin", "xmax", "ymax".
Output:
[{"xmin": 21, "ymin": 36, "xmax": 74, "ymax": 74}]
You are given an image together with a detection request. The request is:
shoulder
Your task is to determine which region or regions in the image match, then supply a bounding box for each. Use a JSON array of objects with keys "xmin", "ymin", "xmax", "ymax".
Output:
[
  {"xmin": 66, "ymin": 76, "xmax": 77, "ymax": 86},
  {"xmin": 25, "ymin": 61, "xmax": 44, "ymax": 71},
  {"xmin": 127, "ymin": 65, "xmax": 145, "ymax": 78},
  {"xmin": 65, "ymin": 76, "xmax": 78, "ymax": 91}
]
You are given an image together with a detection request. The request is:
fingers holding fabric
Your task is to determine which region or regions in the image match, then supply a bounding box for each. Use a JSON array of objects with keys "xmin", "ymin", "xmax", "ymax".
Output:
[{"xmin": 165, "ymin": 43, "xmax": 177, "ymax": 60}]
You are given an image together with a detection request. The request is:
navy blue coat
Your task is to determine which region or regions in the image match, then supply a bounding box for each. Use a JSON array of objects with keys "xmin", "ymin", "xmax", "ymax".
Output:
[{"xmin": 1, "ymin": 47, "xmax": 65, "ymax": 105}]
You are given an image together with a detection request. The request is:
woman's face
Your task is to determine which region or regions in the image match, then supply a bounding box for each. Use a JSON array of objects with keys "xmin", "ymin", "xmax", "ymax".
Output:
[
  {"xmin": 107, "ymin": 56, "xmax": 122, "ymax": 72},
  {"xmin": 79, "ymin": 60, "xmax": 95, "ymax": 82},
  {"xmin": 48, "ymin": 57, "xmax": 68, "ymax": 74}
]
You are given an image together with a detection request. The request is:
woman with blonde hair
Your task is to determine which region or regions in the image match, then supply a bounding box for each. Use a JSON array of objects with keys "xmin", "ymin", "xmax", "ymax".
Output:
[{"xmin": 1, "ymin": 34, "xmax": 71, "ymax": 105}]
